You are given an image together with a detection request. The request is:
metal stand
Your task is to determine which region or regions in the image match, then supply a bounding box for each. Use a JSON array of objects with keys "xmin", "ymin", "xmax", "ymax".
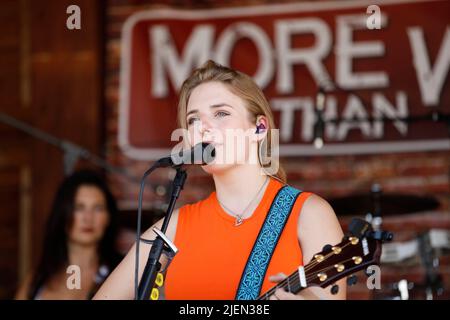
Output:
[
  {"xmin": 0, "ymin": 111, "xmax": 137, "ymax": 181},
  {"xmin": 137, "ymin": 167, "xmax": 187, "ymax": 300},
  {"xmin": 417, "ymin": 232, "xmax": 444, "ymax": 300}
]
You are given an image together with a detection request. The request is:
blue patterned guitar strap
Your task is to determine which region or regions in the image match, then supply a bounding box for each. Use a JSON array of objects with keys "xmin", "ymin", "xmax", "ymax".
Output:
[{"xmin": 235, "ymin": 185, "xmax": 302, "ymax": 300}]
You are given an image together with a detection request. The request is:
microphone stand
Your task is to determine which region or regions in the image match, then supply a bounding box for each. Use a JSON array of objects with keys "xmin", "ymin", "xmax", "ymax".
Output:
[
  {"xmin": 0, "ymin": 112, "xmax": 139, "ymax": 181},
  {"xmin": 417, "ymin": 231, "xmax": 444, "ymax": 300},
  {"xmin": 136, "ymin": 166, "xmax": 186, "ymax": 300},
  {"xmin": 313, "ymin": 86, "xmax": 325, "ymax": 149}
]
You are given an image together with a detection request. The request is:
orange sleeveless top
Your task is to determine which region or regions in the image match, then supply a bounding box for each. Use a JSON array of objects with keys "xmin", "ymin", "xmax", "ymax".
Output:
[{"xmin": 165, "ymin": 178, "xmax": 313, "ymax": 299}]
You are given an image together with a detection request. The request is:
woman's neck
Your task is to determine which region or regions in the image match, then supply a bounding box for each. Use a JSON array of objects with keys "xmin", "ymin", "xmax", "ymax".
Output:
[
  {"xmin": 213, "ymin": 164, "xmax": 269, "ymax": 218},
  {"xmin": 67, "ymin": 242, "xmax": 99, "ymax": 270}
]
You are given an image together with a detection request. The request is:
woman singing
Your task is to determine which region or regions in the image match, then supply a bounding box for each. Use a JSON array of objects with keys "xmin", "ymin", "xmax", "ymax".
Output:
[{"xmin": 94, "ymin": 60, "xmax": 345, "ymax": 300}]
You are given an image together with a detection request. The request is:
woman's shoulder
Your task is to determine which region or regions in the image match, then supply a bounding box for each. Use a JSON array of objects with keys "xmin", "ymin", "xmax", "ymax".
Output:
[
  {"xmin": 278, "ymin": 183, "xmax": 334, "ymax": 218},
  {"xmin": 300, "ymin": 193, "xmax": 333, "ymax": 212},
  {"xmin": 277, "ymin": 182, "xmax": 316, "ymax": 204},
  {"xmin": 296, "ymin": 193, "xmax": 341, "ymax": 234}
]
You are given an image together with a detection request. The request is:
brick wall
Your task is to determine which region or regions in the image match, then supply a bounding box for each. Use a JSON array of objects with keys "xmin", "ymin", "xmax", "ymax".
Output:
[{"xmin": 104, "ymin": 0, "xmax": 450, "ymax": 299}]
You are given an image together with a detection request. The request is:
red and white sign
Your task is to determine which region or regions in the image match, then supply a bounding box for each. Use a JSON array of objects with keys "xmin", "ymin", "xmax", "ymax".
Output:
[{"xmin": 119, "ymin": 0, "xmax": 450, "ymax": 160}]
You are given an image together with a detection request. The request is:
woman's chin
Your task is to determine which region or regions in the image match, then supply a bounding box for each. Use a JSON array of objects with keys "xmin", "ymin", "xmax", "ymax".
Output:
[
  {"xmin": 201, "ymin": 162, "xmax": 235, "ymax": 175},
  {"xmin": 69, "ymin": 234, "xmax": 102, "ymax": 247}
]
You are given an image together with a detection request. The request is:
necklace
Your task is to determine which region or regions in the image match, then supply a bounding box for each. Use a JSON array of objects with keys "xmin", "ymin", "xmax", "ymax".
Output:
[{"xmin": 218, "ymin": 176, "xmax": 269, "ymax": 226}]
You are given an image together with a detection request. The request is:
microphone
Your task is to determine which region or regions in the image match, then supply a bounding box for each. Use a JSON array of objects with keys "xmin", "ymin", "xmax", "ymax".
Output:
[
  {"xmin": 155, "ymin": 142, "xmax": 216, "ymax": 168},
  {"xmin": 313, "ymin": 86, "xmax": 326, "ymax": 149}
]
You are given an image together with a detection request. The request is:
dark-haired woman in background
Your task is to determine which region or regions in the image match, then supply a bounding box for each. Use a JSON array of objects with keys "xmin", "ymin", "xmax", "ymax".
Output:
[{"xmin": 15, "ymin": 170, "xmax": 122, "ymax": 299}]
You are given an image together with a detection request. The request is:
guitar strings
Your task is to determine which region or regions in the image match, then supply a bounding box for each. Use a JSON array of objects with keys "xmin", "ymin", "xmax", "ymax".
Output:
[
  {"xmin": 259, "ymin": 257, "xmax": 356, "ymax": 300},
  {"xmin": 258, "ymin": 240, "xmax": 357, "ymax": 299},
  {"xmin": 258, "ymin": 244, "xmax": 347, "ymax": 299}
]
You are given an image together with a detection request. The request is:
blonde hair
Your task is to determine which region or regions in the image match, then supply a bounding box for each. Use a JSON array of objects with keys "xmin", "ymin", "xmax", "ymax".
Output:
[{"xmin": 177, "ymin": 60, "xmax": 287, "ymax": 184}]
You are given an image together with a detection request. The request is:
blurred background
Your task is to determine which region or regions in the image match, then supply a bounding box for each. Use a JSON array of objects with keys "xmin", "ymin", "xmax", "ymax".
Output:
[{"xmin": 0, "ymin": 0, "xmax": 449, "ymax": 300}]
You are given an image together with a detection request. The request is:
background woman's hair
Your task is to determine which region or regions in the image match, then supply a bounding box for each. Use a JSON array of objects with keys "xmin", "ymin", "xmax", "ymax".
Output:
[
  {"xmin": 28, "ymin": 169, "xmax": 122, "ymax": 299},
  {"xmin": 177, "ymin": 60, "xmax": 287, "ymax": 183}
]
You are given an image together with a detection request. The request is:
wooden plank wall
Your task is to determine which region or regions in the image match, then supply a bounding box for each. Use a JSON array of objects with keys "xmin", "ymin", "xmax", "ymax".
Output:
[{"xmin": 0, "ymin": 0, "xmax": 104, "ymax": 299}]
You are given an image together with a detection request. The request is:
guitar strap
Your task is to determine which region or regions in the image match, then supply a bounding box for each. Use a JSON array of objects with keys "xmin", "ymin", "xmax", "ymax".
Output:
[{"xmin": 235, "ymin": 185, "xmax": 302, "ymax": 300}]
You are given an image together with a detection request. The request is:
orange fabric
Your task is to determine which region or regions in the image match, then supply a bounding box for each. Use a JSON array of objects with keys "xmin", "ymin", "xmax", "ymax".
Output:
[{"xmin": 165, "ymin": 178, "xmax": 313, "ymax": 299}]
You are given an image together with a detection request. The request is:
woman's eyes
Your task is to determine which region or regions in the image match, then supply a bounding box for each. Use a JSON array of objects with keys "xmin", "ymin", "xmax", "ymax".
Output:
[
  {"xmin": 187, "ymin": 111, "xmax": 230, "ymax": 126},
  {"xmin": 93, "ymin": 205, "xmax": 106, "ymax": 212},
  {"xmin": 187, "ymin": 117, "xmax": 199, "ymax": 126},
  {"xmin": 74, "ymin": 204, "xmax": 106, "ymax": 212},
  {"xmin": 215, "ymin": 111, "xmax": 230, "ymax": 118}
]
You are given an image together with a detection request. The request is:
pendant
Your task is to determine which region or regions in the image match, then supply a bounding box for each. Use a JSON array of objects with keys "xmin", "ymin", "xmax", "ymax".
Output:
[{"xmin": 235, "ymin": 216, "xmax": 243, "ymax": 226}]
